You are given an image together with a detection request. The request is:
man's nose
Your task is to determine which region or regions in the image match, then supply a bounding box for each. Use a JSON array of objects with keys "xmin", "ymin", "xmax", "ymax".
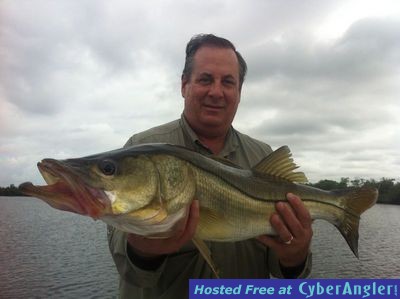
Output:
[{"xmin": 208, "ymin": 81, "xmax": 224, "ymax": 98}]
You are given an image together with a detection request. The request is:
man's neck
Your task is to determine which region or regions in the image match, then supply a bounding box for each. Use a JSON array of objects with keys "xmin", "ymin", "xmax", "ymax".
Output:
[
  {"xmin": 197, "ymin": 134, "xmax": 226, "ymax": 155},
  {"xmin": 182, "ymin": 114, "xmax": 230, "ymax": 155}
]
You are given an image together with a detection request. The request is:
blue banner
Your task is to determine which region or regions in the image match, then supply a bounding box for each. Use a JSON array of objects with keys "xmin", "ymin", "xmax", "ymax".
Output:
[{"xmin": 189, "ymin": 279, "xmax": 399, "ymax": 299}]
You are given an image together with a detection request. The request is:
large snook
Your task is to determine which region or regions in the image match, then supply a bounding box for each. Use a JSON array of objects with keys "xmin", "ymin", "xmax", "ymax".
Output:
[{"xmin": 19, "ymin": 144, "xmax": 378, "ymax": 269}]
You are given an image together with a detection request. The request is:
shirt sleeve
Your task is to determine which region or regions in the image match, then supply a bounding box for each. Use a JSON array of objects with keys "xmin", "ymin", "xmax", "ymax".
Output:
[
  {"xmin": 268, "ymin": 247, "xmax": 312, "ymax": 279},
  {"xmin": 107, "ymin": 225, "xmax": 168, "ymax": 287}
]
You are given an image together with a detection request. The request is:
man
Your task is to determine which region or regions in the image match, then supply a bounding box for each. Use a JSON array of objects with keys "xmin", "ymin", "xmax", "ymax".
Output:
[{"xmin": 108, "ymin": 34, "xmax": 313, "ymax": 298}]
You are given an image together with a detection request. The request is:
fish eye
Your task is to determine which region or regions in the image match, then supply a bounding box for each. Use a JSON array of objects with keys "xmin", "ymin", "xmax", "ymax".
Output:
[{"xmin": 99, "ymin": 160, "xmax": 117, "ymax": 176}]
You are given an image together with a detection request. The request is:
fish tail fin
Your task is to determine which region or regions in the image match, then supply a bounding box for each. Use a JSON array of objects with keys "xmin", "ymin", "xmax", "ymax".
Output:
[{"xmin": 332, "ymin": 186, "xmax": 378, "ymax": 258}]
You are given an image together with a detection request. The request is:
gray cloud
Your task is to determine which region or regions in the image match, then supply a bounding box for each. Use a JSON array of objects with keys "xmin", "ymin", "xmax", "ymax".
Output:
[
  {"xmin": 247, "ymin": 18, "xmax": 400, "ymax": 83},
  {"xmin": 238, "ymin": 17, "xmax": 400, "ymax": 142},
  {"xmin": 0, "ymin": 0, "xmax": 399, "ymax": 185}
]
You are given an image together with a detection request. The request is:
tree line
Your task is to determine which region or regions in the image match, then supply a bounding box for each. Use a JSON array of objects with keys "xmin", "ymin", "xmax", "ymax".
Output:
[
  {"xmin": 307, "ymin": 177, "xmax": 400, "ymax": 205},
  {"xmin": 1, "ymin": 178, "xmax": 399, "ymax": 204},
  {"xmin": 0, "ymin": 184, "xmax": 26, "ymax": 196}
]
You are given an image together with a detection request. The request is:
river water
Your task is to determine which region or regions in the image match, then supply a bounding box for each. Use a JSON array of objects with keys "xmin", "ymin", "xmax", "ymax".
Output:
[{"xmin": 0, "ymin": 197, "xmax": 399, "ymax": 298}]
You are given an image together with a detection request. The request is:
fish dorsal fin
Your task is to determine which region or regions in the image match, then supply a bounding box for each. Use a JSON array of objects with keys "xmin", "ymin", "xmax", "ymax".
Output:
[{"xmin": 253, "ymin": 146, "xmax": 308, "ymax": 183}]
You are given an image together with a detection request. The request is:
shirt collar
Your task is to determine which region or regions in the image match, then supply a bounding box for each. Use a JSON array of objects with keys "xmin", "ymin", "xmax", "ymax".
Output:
[{"xmin": 180, "ymin": 114, "xmax": 239, "ymax": 157}]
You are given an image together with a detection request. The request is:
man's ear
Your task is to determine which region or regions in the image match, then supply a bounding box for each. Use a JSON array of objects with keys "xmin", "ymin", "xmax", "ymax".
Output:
[{"xmin": 181, "ymin": 75, "xmax": 188, "ymax": 97}]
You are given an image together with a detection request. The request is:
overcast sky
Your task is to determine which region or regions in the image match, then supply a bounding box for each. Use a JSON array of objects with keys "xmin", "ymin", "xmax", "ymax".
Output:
[{"xmin": 1, "ymin": 0, "xmax": 399, "ymax": 186}]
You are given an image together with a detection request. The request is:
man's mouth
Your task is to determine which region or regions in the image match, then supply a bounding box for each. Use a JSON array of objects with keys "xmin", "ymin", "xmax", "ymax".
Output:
[{"xmin": 203, "ymin": 104, "xmax": 225, "ymax": 111}]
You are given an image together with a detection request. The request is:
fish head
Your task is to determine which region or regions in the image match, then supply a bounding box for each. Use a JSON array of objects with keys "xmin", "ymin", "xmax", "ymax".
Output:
[{"xmin": 19, "ymin": 151, "xmax": 161, "ymax": 220}]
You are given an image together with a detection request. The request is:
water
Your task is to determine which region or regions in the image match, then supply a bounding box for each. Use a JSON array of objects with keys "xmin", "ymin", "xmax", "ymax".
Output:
[
  {"xmin": 0, "ymin": 197, "xmax": 119, "ymax": 298},
  {"xmin": 311, "ymin": 202, "xmax": 400, "ymax": 278},
  {"xmin": 0, "ymin": 197, "xmax": 399, "ymax": 298}
]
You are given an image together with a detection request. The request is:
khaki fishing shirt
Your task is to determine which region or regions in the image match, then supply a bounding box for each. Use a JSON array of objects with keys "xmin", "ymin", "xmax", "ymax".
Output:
[{"xmin": 108, "ymin": 115, "xmax": 312, "ymax": 299}]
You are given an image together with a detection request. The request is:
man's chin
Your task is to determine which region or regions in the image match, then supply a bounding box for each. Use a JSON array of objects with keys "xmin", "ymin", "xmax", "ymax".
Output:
[{"xmin": 200, "ymin": 115, "xmax": 224, "ymax": 127}]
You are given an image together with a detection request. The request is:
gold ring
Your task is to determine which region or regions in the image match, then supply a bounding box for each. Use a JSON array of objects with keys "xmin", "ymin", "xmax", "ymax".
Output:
[{"xmin": 284, "ymin": 235, "xmax": 294, "ymax": 245}]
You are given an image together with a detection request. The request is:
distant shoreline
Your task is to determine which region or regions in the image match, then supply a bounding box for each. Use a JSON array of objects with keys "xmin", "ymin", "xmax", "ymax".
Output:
[
  {"xmin": 1, "ymin": 194, "xmax": 398, "ymax": 205},
  {"xmin": 1, "ymin": 177, "xmax": 399, "ymax": 204}
]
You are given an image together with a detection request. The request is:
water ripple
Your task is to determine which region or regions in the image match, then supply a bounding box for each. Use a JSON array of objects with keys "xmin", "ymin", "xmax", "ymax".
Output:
[{"xmin": 1, "ymin": 197, "xmax": 399, "ymax": 298}]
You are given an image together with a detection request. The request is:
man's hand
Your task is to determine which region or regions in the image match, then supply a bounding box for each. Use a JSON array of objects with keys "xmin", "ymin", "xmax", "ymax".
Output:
[
  {"xmin": 257, "ymin": 193, "xmax": 313, "ymax": 268},
  {"xmin": 127, "ymin": 200, "xmax": 200, "ymax": 258}
]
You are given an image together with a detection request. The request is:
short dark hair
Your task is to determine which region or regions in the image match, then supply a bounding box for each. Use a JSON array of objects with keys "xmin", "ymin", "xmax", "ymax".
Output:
[{"xmin": 182, "ymin": 34, "xmax": 247, "ymax": 90}]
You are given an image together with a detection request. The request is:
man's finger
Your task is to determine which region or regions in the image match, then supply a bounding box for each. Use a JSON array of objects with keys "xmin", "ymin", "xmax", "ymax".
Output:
[
  {"xmin": 269, "ymin": 211, "xmax": 293, "ymax": 244},
  {"xmin": 176, "ymin": 200, "xmax": 199, "ymax": 243},
  {"xmin": 286, "ymin": 193, "xmax": 312, "ymax": 229}
]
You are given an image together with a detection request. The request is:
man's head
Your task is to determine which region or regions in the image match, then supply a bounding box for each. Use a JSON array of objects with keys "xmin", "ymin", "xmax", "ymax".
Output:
[
  {"xmin": 181, "ymin": 34, "xmax": 247, "ymax": 139},
  {"xmin": 182, "ymin": 34, "xmax": 247, "ymax": 91}
]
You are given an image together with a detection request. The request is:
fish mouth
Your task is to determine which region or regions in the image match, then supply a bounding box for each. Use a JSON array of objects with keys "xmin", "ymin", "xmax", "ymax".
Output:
[{"xmin": 19, "ymin": 159, "xmax": 110, "ymax": 218}]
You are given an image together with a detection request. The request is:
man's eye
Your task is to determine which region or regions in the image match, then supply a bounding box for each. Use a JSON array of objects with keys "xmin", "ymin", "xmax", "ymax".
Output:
[
  {"xmin": 199, "ymin": 77, "xmax": 211, "ymax": 83},
  {"xmin": 224, "ymin": 79, "xmax": 235, "ymax": 86}
]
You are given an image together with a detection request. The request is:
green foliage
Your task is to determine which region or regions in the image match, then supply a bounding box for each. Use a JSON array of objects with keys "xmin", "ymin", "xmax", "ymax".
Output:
[
  {"xmin": 311, "ymin": 177, "xmax": 349, "ymax": 190},
  {"xmin": 0, "ymin": 184, "xmax": 26, "ymax": 196},
  {"xmin": 308, "ymin": 177, "xmax": 400, "ymax": 204}
]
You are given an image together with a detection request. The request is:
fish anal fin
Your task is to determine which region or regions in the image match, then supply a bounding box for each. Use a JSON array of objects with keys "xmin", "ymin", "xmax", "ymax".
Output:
[
  {"xmin": 253, "ymin": 146, "xmax": 308, "ymax": 183},
  {"xmin": 192, "ymin": 237, "xmax": 220, "ymax": 278}
]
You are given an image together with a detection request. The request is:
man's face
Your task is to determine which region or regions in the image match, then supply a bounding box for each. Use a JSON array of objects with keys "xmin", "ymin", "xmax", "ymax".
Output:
[{"xmin": 181, "ymin": 46, "xmax": 241, "ymax": 136}]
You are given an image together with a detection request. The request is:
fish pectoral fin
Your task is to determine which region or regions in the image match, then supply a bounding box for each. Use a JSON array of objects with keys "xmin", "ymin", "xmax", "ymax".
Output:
[
  {"xmin": 192, "ymin": 237, "xmax": 220, "ymax": 279},
  {"xmin": 193, "ymin": 207, "xmax": 236, "ymax": 278},
  {"xmin": 197, "ymin": 207, "xmax": 235, "ymax": 240},
  {"xmin": 252, "ymin": 146, "xmax": 308, "ymax": 183}
]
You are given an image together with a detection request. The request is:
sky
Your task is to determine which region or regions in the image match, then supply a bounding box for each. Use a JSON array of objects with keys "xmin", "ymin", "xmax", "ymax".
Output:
[{"xmin": 1, "ymin": 0, "xmax": 399, "ymax": 186}]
